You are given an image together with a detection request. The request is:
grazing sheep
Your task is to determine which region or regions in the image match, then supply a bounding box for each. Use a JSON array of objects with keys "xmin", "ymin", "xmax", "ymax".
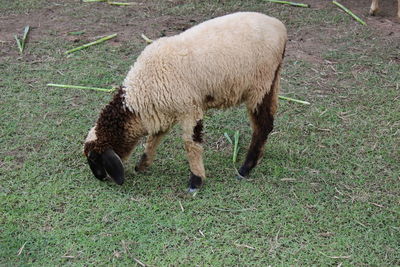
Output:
[
  {"xmin": 84, "ymin": 12, "xmax": 287, "ymax": 191},
  {"xmin": 369, "ymin": 0, "xmax": 400, "ymax": 18}
]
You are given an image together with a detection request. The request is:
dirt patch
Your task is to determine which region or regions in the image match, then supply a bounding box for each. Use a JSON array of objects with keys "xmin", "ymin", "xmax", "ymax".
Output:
[
  {"xmin": 0, "ymin": 1, "xmax": 203, "ymax": 58},
  {"xmin": 308, "ymin": 0, "xmax": 400, "ymax": 35},
  {"xmin": 285, "ymin": 0, "xmax": 400, "ymax": 64},
  {"xmin": 0, "ymin": 0, "xmax": 398, "ymax": 61}
]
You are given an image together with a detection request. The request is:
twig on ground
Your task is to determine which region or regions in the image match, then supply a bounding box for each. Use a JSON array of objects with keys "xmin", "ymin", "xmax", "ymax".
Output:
[
  {"xmin": 232, "ymin": 130, "xmax": 240, "ymax": 163},
  {"xmin": 65, "ymin": 33, "xmax": 117, "ymax": 54},
  {"xmin": 262, "ymin": 0, "xmax": 310, "ymax": 8},
  {"xmin": 108, "ymin": 1, "xmax": 133, "ymax": 5},
  {"xmin": 223, "ymin": 132, "xmax": 233, "ymax": 144},
  {"xmin": 47, "ymin": 83, "xmax": 115, "ymax": 92},
  {"xmin": 278, "ymin": 95, "xmax": 310, "ymax": 105},
  {"xmin": 332, "ymin": 1, "xmax": 367, "ymax": 25},
  {"xmin": 14, "ymin": 35, "xmax": 23, "ymax": 53},
  {"xmin": 141, "ymin": 34, "xmax": 153, "ymax": 44},
  {"xmin": 68, "ymin": 31, "xmax": 85, "ymax": 35}
]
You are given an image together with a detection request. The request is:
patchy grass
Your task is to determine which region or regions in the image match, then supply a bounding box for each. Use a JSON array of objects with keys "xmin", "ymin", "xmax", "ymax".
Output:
[{"xmin": 1, "ymin": 0, "xmax": 399, "ymax": 265}]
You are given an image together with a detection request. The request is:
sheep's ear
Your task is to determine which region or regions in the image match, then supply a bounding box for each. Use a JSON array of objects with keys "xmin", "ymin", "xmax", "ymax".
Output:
[
  {"xmin": 87, "ymin": 151, "xmax": 107, "ymax": 181},
  {"xmin": 101, "ymin": 149, "xmax": 124, "ymax": 185}
]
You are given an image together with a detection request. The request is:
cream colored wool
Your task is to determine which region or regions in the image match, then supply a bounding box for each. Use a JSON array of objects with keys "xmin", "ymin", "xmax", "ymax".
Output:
[
  {"xmin": 122, "ymin": 12, "xmax": 287, "ymax": 135},
  {"xmin": 85, "ymin": 12, "xmax": 287, "ymax": 186}
]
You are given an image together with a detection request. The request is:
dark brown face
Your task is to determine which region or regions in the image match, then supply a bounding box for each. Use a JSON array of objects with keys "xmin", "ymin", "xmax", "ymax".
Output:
[
  {"xmin": 86, "ymin": 148, "xmax": 125, "ymax": 185},
  {"xmin": 83, "ymin": 86, "xmax": 137, "ymax": 186}
]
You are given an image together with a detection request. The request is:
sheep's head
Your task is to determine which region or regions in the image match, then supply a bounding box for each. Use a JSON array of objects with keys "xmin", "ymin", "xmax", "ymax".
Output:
[
  {"xmin": 83, "ymin": 86, "xmax": 143, "ymax": 185},
  {"xmin": 85, "ymin": 146, "xmax": 125, "ymax": 185}
]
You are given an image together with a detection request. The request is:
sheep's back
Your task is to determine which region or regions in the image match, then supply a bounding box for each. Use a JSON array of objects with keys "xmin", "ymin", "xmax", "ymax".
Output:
[{"xmin": 123, "ymin": 12, "xmax": 287, "ymax": 129}]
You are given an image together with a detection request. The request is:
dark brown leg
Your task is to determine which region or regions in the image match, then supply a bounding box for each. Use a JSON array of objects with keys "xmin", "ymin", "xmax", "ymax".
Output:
[
  {"xmin": 238, "ymin": 93, "xmax": 275, "ymax": 177},
  {"xmin": 238, "ymin": 63, "xmax": 281, "ymax": 178}
]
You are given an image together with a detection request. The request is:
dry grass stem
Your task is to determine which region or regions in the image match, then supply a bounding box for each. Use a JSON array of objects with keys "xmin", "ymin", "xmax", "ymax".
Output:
[
  {"xmin": 17, "ymin": 242, "xmax": 27, "ymax": 256},
  {"xmin": 199, "ymin": 230, "xmax": 205, "ymax": 237},
  {"xmin": 213, "ymin": 207, "xmax": 256, "ymax": 212},
  {"xmin": 178, "ymin": 200, "xmax": 184, "ymax": 212},
  {"xmin": 235, "ymin": 242, "xmax": 256, "ymax": 250},
  {"xmin": 141, "ymin": 34, "xmax": 153, "ymax": 44},
  {"xmin": 370, "ymin": 202, "xmax": 385, "ymax": 208},
  {"xmin": 133, "ymin": 258, "xmax": 147, "ymax": 267},
  {"xmin": 320, "ymin": 252, "xmax": 351, "ymax": 259}
]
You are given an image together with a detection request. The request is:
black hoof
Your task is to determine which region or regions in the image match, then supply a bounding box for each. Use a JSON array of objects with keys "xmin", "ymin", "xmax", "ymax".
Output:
[
  {"xmin": 238, "ymin": 166, "xmax": 250, "ymax": 178},
  {"xmin": 189, "ymin": 171, "xmax": 203, "ymax": 190}
]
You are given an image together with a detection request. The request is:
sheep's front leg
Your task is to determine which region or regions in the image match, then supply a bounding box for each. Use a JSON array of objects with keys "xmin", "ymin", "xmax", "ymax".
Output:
[
  {"xmin": 182, "ymin": 118, "xmax": 206, "ymax": 191},
  {"xmin": 369, "ymin": 0, "xmax": 379, "ymax": 15},
  {"xmin": 135, "ymin": 131, "xmax": 167, "ymax": 172}
]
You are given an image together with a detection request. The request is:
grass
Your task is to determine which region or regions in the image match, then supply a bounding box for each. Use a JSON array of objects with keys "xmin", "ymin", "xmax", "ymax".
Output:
[{"xmin": 1, "ymin": 0, "xmax": 399, "ymax": 265}]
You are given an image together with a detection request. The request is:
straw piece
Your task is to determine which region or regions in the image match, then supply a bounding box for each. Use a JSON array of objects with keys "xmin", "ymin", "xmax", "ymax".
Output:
[
  {"xmin": 199, "ymin": 230, "xmax": 205, "ymax": 237},
  {"xmin": 133, "ymin": 258, "xmax": 146, "ymax": 267},
  {"xmin": 332, "ymin": 1, "xmax": 367, "ymax": 25},
  {"xmin": 14, "ymin": 26, "xmax": 30, "ymax": 54},
  {"xmin": 224, "ymin": 132, "xmax": 233, "ymax": 144},
  {"xmin": 213, "ymin": 207, "xmax": 255, "ymax": 212},
  {"xmin": 65, "ymin": 33, "xmax": 117, "ymax": 54},
  {"xmin": 234, "ymin": 242, "xmax": 256, "ymax": 250},
  {"xmin": 178, "ymin": 200, "xmax": 184, "ymax": 212},
  {"xmin": 262, "ymin": 0, "xmax": 309, "ymax": 8},
  {"xmin": 141, "ymin": 34, "xmax": 153, "ymax": 44},
  {"xmin": 278, "ymin": 95, "xmax": 310, "ymax": 105},
  {"xmin": 68, "ymin": 31, "xmax": 85, "ymax": 35},
  {"xmin": 47, "ymin": 83, "xmax": 115, "ymax": 92},
  {"xmin": 108, "ymin": 2, "xmax": 133, "ymax": 5},
  {"xmin": 21, "ymin": 26, "xmax": 30, "ymax": 51},
  {"xmin": 232, "ymin": 131, "xmax": 240, "ymax": 163},
  {"xmin": 17, "ymin": 242, "xmax": 27, "ymax": 256},
  {"xmin": 14, "ymin": 35, "xmax": 23, "ymax": 54}
]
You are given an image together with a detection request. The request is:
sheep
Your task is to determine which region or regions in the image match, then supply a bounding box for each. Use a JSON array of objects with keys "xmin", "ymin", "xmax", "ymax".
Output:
[
  {"xmin": 369, "ymin": 0, "xmax": 400, "ymax": 18},
  {"xmin": 83, "ymin": 12, "xmax": 287, "ymax": 191}
]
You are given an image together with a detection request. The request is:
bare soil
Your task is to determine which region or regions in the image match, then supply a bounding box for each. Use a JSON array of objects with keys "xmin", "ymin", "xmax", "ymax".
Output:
[{"xmin": 1, "ymin": 0, "xmax": 399, "ymax": 61}]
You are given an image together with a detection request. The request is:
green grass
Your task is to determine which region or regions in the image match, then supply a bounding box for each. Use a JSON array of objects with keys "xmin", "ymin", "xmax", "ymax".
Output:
[{"xmin": 1, "ymin": 0, "xmax": 399, "ymax": 265}]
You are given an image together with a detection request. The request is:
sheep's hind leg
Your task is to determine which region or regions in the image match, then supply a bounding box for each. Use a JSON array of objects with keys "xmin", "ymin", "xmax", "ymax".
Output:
[
  {"xmin": 182, "ymin": 118, "xmax": 206, "ymax": 192},
  {"xmin": 239, "ymin": 91, "xmax": 277, "ymax": 178},
  {"xmin": 135, "ymin": 131, "xmax": 167, "ymax": 172},
  {"xmin": 398, "ymin": 0, "xmax": 400, "ymax": 19},
  {"xmin": 369, "ymin": 0, "xmax": 379, "ymax": 15}
]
